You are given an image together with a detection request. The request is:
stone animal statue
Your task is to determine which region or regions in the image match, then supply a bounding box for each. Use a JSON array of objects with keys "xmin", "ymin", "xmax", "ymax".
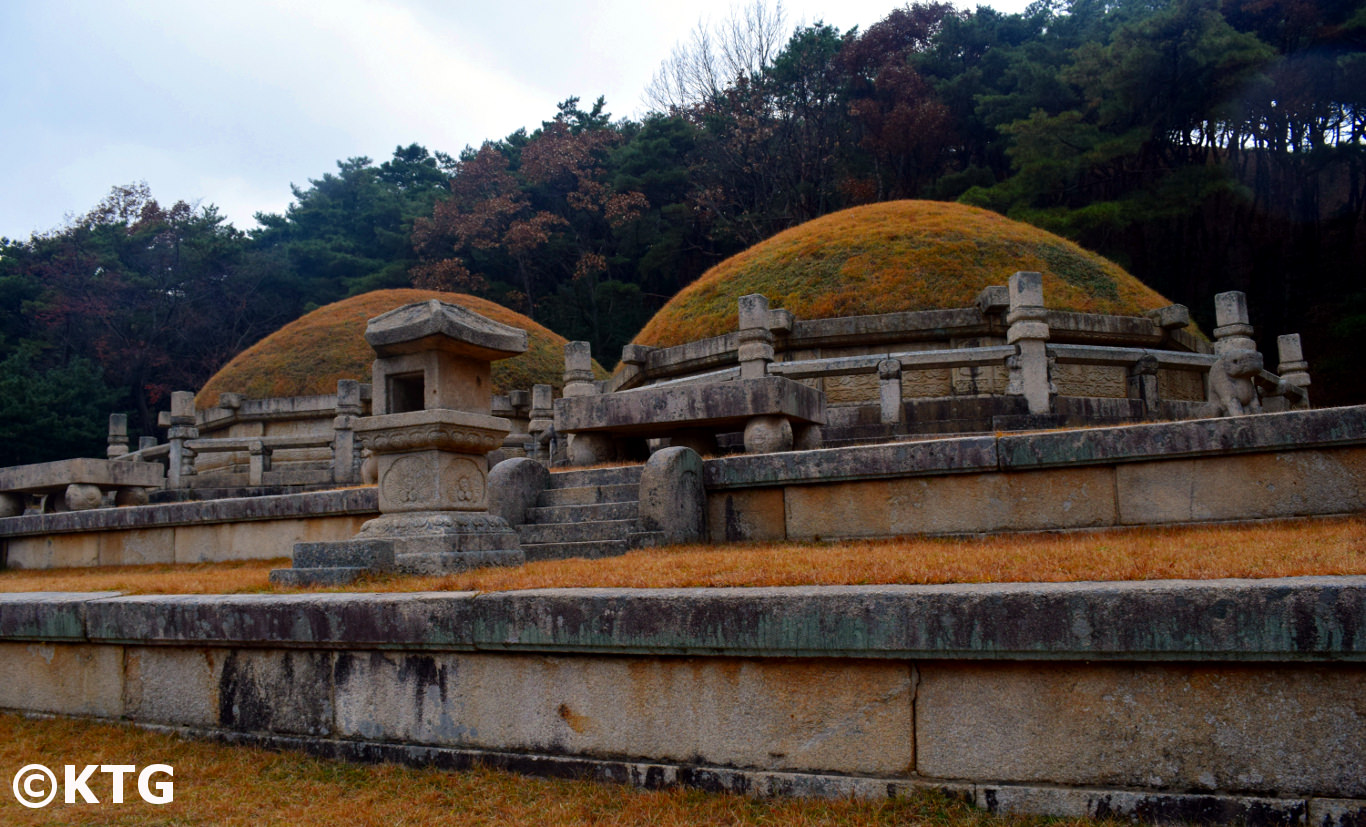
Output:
[{"xmin": 1204, "ymin": 350, "xmax": 1264, "ymax": 417}]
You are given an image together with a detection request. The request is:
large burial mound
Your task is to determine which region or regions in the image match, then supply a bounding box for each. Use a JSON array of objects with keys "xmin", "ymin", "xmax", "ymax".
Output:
[
  {"xmin": 632, "ymin": 200, "xmax": 1175, "ymax": 349},
  {"xmin": 197, "ymin": 289, "xmax": 605, "ymax": 407}
]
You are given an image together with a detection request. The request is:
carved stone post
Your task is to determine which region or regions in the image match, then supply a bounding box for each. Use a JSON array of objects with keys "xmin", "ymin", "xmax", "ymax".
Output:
[
  {"xmin": 528, "ymin": 383, "xmax": 554, "ymax": 463},
  {"xmin": 1277, "ymin": 333, "xmax": 1311, "ymax": 409},
  {"xmin": 1206, "ymin": 291, "xmax": 1263, "ymax": 417},
  {"xmin": 563, "ymin": 341, "xmax": 597, "ymax": 398},
  {"xmin": 1127, "ymin": 354, "xmax": 1161, "ymax": 419},
  {"xmin": 332, "ymin": 379, "xmax": 363, "ymax": 484},
  {"xmin": 737, "ymin": 294, "xmax": 775, "ymax": 380},
  {"xmin": 1006, "ymin": 272, "xmax": 1053, "ymax": 415},
  {"xmin": 165, "ymin": 391, "xmax": 198, "ymax": 489},
  {"xmin": 106, "ymin": 413, "xmax": 130, "ymax": 459},
  {"xmin": 877, "ymin": 358, "xmax": 904, "ymax": 425}
]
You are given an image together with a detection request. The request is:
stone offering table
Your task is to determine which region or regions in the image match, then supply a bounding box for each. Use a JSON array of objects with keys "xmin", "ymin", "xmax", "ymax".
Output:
[
  {"xmin": 554, "ymin": 375, "xmax": 826, "ymax": 462},
  {"xmin": 0, "ymin": 458, "xmax": 165, "ymax": 516},
  {"xmin": 272, "ymin": 299, "xmax": 528, "ymax": 584}
]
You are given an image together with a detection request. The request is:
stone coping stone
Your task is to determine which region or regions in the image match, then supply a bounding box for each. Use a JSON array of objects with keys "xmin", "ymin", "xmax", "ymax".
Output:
[
  {"xmin": 5, "ymin": 577, "xmax": 1361, "ymax": 660},
  {"xmin": 705, "ymin": 404, "xmax": 1366, "ymax": 489},
  {"xmin": 556, "ymin": 376, "xmax": 826, "ymax": 435},
  {"xmin": 0, "ymin": 487, "xmax": 378, "ymax": 538},
  {"xmin": 0, "ymin": 458, "xmax": 164, "ymax": 492},
  {"xmin": 0, "ymin": 591, "xmax": 121, "ymax": 640},
  {"xmin": 999, "ymin": 405, "xmax": 1366, "ymax": 469}
]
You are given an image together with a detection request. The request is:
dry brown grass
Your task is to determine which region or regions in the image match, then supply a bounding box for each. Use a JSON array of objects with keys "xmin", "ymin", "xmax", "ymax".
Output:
[
  {"xmin": 0, "ymin": 712, "xmax": 1122, "ymax": 827},
  {"xmin": 631, "ymin": 200, "xmax": 1177, "ymax": 350},
  {"xmin": 2, "ymin": 517, "xmax": 1361, "ymax": 595}
]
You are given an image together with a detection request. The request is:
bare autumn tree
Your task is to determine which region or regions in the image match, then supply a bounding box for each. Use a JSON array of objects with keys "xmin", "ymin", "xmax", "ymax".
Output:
[{"xmin": 645, "ymin": 0, "xmax": 788, "ymax": 111}]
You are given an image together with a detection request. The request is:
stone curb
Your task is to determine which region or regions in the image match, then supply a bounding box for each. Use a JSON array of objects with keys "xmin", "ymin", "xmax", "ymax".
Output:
[
  {"xmin": 4, "ymin": 577, "xmax": 1362, "ymax": 660},
  {"xmin": 0, "ymin": 487, "xmax": 378, "ymax": 538}
]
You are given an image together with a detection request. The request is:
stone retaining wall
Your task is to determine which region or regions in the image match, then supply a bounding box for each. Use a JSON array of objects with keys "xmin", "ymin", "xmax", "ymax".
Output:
[
  {"xmin": 0, "ymin": 489, "xmax": 376, "ymax": 569},
  {"xmin": 0, "ymin": 580, "xmax": 1362, "ymax": 824},
  {"xmin": 706, "ymin": 406, "xmax": 1366, "ymax": 542}
]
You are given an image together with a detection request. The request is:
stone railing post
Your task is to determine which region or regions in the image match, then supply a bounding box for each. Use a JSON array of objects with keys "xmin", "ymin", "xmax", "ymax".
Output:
[
  {"xmin": 1006, "ymin": 271, "xmax": 1053, "ymax": 415},
  {"xmin": 1206, "ymin": 291, "xmax": 1264, "ymax": 417},
  {"xmin": 877, "ymin": 358, "xmax": 904, "ymax": 425},
  {"xmin": 563, "ymin": 341, "xmax": 597, "ymax": 398},
  {"xmin": 528, "ymin": 383, "xmax": 554, "ymax": 463},
  {"xmin": 247, "ymin": 440, "xmax": 272, "ymax": 486},
  {"xmin": 737, "ymin": 294, "xmax": 775, "ymax": 380},
  {"xmin": 138, "ymin": 436, "xmax": 158, "ymax": 453},
  {"xmin": 1277, "ymin": 333, "xmax": 1311, "ymax": 409},
  {"xmin": 106, "ymin": 413, "xmax": 129, "ymax": 459},
  {"xmin": 1127, "ymin": 354, "xmax": 1161, "ymax": 419},
  {"xmin": 332, "ymin": 379, "xmax": 363, "ymax": 483},
  {"xmin": 165, "ymin": 391, "xmax": 198, "ymax": 489}
]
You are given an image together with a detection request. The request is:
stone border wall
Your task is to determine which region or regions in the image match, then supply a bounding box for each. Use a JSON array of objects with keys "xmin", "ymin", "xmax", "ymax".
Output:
[
  {"xmin": 0, "ymin": 580, "xmax": 1362, "ymax": 825},
  {"xmin": 705, "ymin": 406, "xmax": 1366, "ymax": 542},
  {"xmin": 0, "ymin": 489, "xmax": 376, "ymax": 569}
]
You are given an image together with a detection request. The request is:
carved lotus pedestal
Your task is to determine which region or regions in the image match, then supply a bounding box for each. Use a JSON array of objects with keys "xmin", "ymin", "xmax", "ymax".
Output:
[{"xmin": 352, "ymin": 409, "xmax": 523, "ymax": 573}]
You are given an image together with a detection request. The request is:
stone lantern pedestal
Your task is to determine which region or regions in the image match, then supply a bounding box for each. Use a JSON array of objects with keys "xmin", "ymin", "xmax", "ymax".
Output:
[{"xmin": 272, "ymin": 299, "xmax": 528, "ymax": 585}]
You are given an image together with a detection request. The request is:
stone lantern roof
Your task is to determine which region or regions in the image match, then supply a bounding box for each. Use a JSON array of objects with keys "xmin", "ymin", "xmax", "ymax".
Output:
[{"xmin": 365, "ymin": 299, "xmax": 527, "ymax": 361}]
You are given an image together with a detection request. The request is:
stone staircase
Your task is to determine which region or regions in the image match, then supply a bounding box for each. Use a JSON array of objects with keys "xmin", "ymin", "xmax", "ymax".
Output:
[{"xmin": 515, "ymin": 464, "xmax": 645, "ymax": 562}]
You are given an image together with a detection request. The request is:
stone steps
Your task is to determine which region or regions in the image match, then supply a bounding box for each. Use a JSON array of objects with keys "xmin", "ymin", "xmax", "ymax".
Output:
[
  {"xmin": 516, "ymin": 464, "xmax": 645, "ymax": 562},
  {"xmin": 536, "ymin": 483, "xmax": 638, "ymax": 507},
  {"xmin": 522, "ymin": 538, "xmax": 631, "ymax": 562},
  {"xmin": 525, "ymin": 500, "xmax": 639, "ymax": 524},
  {"xmin": 517, "ymin": 518, "xmax": 637, "ymax": 545}
]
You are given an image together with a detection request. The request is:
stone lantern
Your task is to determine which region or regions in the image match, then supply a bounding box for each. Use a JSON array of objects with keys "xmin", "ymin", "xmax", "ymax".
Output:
[{"xmin": 273, "ymin": 299, "xmax": 528, "ymax": 584}]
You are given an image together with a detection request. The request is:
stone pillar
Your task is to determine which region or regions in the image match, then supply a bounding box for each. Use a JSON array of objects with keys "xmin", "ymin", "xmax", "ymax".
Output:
[
  {"xmin": 1006, "ymin": 272, "xmax": 1053, "ymax": 415},
  {"xmin": 138, "ymin": 436, "xmax": 158, "ymax": 452},
  {"xmin": 1205, "ymin": 291, "xmax": 1264, "ymax": 417},
  {"xmin": 1277, "ymin": 333, "xmax": 1311, "ymax": 409},
  {"xmin": 165, "ymin": 391, "xmax": 198, "ymax": 489},
  {"xmin": 247, "ymin": 440, "xmax": 272, "ymax": 486},
  {"xmin": 737, "ymin": 294, "xmax": 775, "ymax": 380},
  {"xmin": 528, "ymin": 383, "xmax": 554, "ymax": 463},
  {"xmin": 635, "ymin": 446, "xmax": 706, "ymax": 546},
  {"xmin": 1127, "ymin": 354, "xmax": 1161, "ymax": 419},
  {"xmin": 1213, "ymin": 291, "xmax": 1257, "ymax": 355},
  {"xmin": 877, "ymin": 358, "xmax": 904, "ymax": 425},
  {"xmin": 332, "ymin": 379, "xmax": 363, "ymax": 484},
  {"xmin": 106, "ymin": 413, "xmax": 129, "ymax": 459},
  {"xmin": 563, "ymin": 341, "xmax": 597, "ymax": 398}
]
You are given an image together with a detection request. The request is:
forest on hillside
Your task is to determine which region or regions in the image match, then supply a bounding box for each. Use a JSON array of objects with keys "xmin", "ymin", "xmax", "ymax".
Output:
[{"xmin": 0, "ymin": 0, "xmax": 1362, "ymax": 463}]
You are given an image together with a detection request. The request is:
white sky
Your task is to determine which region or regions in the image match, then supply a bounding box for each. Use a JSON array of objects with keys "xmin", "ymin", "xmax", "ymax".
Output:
[{"xmin": 0, "ymin": 0, "xmax": 1033, "ymax": 241}]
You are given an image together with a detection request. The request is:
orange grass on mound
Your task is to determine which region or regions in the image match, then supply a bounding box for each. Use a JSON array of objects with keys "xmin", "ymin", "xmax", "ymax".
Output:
[
  {"xmin": 631, "ymin": 200, "xmax": 1177, "ymax": 350},
  {"xmin": 196, "ymin": 289, "xmax": 607, "ymax": 408},
  {"xmin": 2, "ymin": 518, "xmax": 1361, "ymax": 595},
  {"xmin": 1, "ymin": 712, "xmax": 1092, "ymax": 827}
]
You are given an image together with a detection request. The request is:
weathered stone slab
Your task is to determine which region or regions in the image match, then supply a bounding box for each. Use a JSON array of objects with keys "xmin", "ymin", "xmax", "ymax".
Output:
[
  {"xmin": 1117, "ymin": 449, "xmax": 1366, "ymax": 524},
  {"xmin": 999, "ymin": 405, "xmax": 1366, "ymax": 469},
  {"xmin": 784, "ymin": 466, "xmax": 1116, "ymax": 539},
  {"xmin": 977, "ymin": 783, "xmax": 1307, "ymax": 826},
  {"xmin": 84, "ymin": 593, "xmax": 479, "ymax": 649},
  {"xmin": 708, "ymin": 488, "xmax": 787, "ymax": 543},
  {"xmin": 555, "ymin": 376, "xmax": 825, "ymax": 435},
  {"xmin": 917, "ymin": 661, "xmax": 1366, "ymax": 797},
  {"xmin": 0, "ymin": 488, "xmax": 378, "ymax": 538},
  {"xmin": 0, "ymin": 641, "xmax": 123, "ymax": 716},
  {"xmin": 0, "ymin": 591, "xmax": 117, "ymax": 640},
  {"xmin": 124, "ymin": 646, "xmax": 224, "ymax": 727},
  {"xmin": 333, "ymin": 651, "xmax": 914, "ymax": 775},
  {"xmin": 217, "ymin": 648, "xmax": 334, "ymax": 736},
  {"xmin": 705, "ymin": 436, "xmax": 998, "ymax": 489},
  {"xmin": 0, "ymin": 457, "xmax": 164, "ymax": 492}
]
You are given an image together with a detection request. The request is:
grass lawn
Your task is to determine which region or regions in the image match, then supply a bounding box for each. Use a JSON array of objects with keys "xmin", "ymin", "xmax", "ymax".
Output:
[
  {"xmin": 0, "ymin": 516, "xmax": 1361, "ymax": 595},
  {"xmin": 0, "ymin": 712, "xmax": 1125, "ymax": 827}
]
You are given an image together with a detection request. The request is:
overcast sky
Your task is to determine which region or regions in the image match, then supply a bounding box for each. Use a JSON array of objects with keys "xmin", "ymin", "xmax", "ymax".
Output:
[{"xmin": 0, "ymin": 0, "xmax": 1032, "ymax": 242}]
